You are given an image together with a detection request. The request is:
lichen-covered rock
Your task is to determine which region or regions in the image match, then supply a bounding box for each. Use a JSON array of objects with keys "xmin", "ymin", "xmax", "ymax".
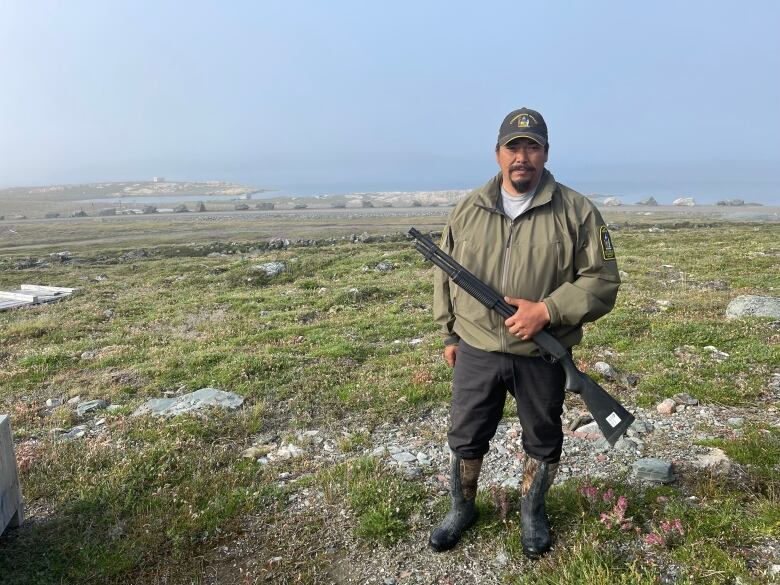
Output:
[
  {"xmin": 725, "ymin": 295, "xmax": 780, "ymax": 319},
  {"xmin": 132, "ymin": 388, "xmax": 244, "ymax": 417}
]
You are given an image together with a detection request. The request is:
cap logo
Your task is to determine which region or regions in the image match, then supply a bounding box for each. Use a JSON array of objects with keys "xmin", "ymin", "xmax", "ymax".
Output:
[{"xmin": 510, "ymin": 113, "xmax": 537, "ymax": 128}]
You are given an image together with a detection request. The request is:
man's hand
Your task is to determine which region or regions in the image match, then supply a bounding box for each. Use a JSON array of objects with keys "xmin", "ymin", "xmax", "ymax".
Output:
[
  {"xmin": 503, "ymin": 297, "xmax": 550, "ymax": 340},
  {"xmin": 444, "ymin": 344, "xmax": 458, "ymax": 367}
]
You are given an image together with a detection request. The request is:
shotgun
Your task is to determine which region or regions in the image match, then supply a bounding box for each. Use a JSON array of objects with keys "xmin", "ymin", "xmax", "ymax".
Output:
[{"xmin": 409, "ymin": 227, "xmax": 634, "ymax": 446}]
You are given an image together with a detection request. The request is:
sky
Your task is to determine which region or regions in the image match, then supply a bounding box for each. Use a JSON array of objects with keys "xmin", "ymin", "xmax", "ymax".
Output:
[{"xmin": 1, "ymin": 1, "xmax": 779, "ymax": 203}]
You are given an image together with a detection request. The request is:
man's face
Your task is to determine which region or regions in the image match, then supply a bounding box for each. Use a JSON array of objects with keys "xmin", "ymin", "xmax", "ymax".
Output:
[{"xmin": 495, "ymin": 137, "xmax": 548, "ymax": 195}]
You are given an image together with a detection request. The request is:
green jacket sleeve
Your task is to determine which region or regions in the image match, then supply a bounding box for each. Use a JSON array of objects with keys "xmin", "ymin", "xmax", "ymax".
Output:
[
  {"xmin": 432, "ymin": 225, "xmax": 461, "ymax": 346},
  {"xmin": 543, "ymin": 207, "xmax": 621, "ymax": 327}
]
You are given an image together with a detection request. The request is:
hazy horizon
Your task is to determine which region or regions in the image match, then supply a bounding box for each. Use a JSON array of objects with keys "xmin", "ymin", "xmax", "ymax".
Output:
[{"xmin": 1, "ymin": 1, "xmax": 778, "ymax": 205}]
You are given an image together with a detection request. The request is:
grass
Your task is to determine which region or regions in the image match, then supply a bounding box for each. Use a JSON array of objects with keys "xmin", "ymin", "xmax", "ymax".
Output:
[{"xmin": 0, "ymin": 222, "xmax": 778, "ymax": 583}]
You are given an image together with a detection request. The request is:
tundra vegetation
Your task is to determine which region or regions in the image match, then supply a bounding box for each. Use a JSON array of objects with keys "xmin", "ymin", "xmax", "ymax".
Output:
[{"xmin": 0, "ymin": 214, "xmax": 777, "ymax": 584}]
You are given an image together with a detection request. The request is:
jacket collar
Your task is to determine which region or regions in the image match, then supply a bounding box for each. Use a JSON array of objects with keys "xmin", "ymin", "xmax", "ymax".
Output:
[{"xmin": 474, "ymin": 169, "xmax": 557, "ymax": 215}]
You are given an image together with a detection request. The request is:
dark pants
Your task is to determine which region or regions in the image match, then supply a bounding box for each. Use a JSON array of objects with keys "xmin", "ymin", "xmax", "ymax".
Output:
[{"xmin": 448, "ymin": 340, "xmax": 566, "ymax": 463}]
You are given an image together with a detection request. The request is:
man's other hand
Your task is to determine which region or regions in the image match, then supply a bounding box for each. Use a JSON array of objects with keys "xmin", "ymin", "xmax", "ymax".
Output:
[
  {"xmin": 503, "ymin": 297, "xmax": 550, "ymax": 340},
  {"xmin": 444, "ymin": 344, "xmax": 458, "ymax": 367}
]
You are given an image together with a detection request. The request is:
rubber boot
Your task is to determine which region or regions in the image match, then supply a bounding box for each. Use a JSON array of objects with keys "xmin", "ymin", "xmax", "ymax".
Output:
[
  {"xmin": 428, "ymin": 454, "xmax": 482, "ymax": 552},
  {"xmin": 520, "ymin": 456, "xmax": 559, "ymax": 559}
]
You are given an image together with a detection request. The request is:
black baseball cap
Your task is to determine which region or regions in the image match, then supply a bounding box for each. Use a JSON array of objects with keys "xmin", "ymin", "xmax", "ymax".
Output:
[{"xmin": 497, "ymin": 107, "xmax": 548, "ymax": 147}]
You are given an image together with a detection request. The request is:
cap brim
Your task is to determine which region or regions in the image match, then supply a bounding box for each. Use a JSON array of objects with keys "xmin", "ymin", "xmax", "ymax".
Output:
[{"xmin": 499, "ymin": 132, "xmax": 547, "ymax": 147}]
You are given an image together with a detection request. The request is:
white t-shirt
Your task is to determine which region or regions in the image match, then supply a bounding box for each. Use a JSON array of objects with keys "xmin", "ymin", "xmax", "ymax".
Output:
[{"xmin": 501, "ymin": 185, "xmax": 536, "ymax": 220}]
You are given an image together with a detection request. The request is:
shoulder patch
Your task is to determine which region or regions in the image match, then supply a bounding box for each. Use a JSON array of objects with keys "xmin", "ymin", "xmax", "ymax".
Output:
[{"xmin": 599, "ymin": 226, "xmax": 616, "ymax": 261}]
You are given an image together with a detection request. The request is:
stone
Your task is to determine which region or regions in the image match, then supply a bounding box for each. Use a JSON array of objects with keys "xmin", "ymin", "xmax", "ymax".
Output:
[
  {"xmin": 636, "ymin": 196, "xmax": 658, "ymax": 206},
  {"xmin": 409, "ymin": 338, "xmax": 423, "ymax": 346},
  {"xmin": 576, "ymin": 421, "xmax": 601, "ymax": 435},
  {"xmin": 66, "ymin": 396, "xmax": 81, "ymax": 405},
  {"xmin": 656, "ymin": 398, "xmax": 677, "ymax": 414},
  {"xmin": 252, "ymin": 262, "xmax": 286, "ymax": 277},
  {"xmin": 593, "ymin": 361, "xmax": 618, "ymax": 381},
  {"xmin": 375, "ymin": 261, "xmax": 394, "ymax": 271},
  {"xmin": 267, "ymin": 237, "xmax": 290, "ymax": 249},
  {"xmin": 271, "ymin": 444, "xmax": 304, "ymax": 460},
  {"xmin": 132, "ymin": 388, "xmax": 244, "ymax": 417},
  {"xmin": 703, "ymin": 346, "xmax": 730, "ymax": 361},
  {"xmin": 673, "ymin": 197, "xmax": 695, "ymax": 206},
  {"xmin": 568, "ymin": 414, "xmax": 593, "ymax": 431},
  {"xmin": 45, "ymin": 398, "xmax": 62, "ymax": 408},
  {"xmin": 629, "ymin": 420, "xmax": 653, "ymax": 435},
  {"xmin": 631, "ymin": 458, "xmax": 676, "ymax": 483},
  {"xmin": 694, "ymin": 448, "xmax": 732, "ymax": 474},
  {"xmin": 727, "ymin": 417, "xmax": 744, "ymax": 428},
  {"xmin": 672, "ymin": 393, "xmax": 699, "ymax": 406},
  {"xmin": 726, "ymin": 295, "xmax": 780, "ymax": 319},
  {"xmin": 602, "ymin": 197, "xmax": 622, "ymax": 206},
  {"xmin": 391, "ymin": 451, "xmax": 417, "ymax": 464},
  {"xmin": 241, "ymin": 445, "xmax": 274, "ymax": 459},
  {"xmin": 59, "ymin": 425, "xmax": 88, "ymax": 441},
  {"xmin": 76, "ymin": 399, "xmax": 108, "ymax": 417}
]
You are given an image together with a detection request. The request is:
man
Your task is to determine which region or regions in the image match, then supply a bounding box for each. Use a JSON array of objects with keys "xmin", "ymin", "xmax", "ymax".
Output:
[{"xmin": 429, "ymin": 107, "xmax": 620, "ymax": 558}]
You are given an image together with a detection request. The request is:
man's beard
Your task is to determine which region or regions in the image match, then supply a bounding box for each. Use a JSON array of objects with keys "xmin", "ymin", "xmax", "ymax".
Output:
[
  {"xmin": 510, "ymin": 164, "xmax": 535, "ymax": 194},
  {"xmin": 511, "ymin": 178, "xmax": 533, "ymax": 193}
]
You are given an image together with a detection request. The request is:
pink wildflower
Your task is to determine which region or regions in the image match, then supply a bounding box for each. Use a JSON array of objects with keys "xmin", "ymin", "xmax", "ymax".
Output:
[
  {"xmin": 579, "ymin": 486, "xmax": 599, "ymax": 501},
  {"xmin": 645, "ymin": 533, "xmax": 666, "ymax": 547},
  {"xmin": 602, "ymin": 488, "xmax": 615, "ymax": 503}
]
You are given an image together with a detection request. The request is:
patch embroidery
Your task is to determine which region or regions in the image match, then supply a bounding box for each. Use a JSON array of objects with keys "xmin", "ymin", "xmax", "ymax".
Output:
[
  {"xmin": 600, "ymin": 226, "xmax": 616, "ymax": 261},
  {"xmin": 510, "ymin": 113, "xmax": 537, "ymax": 128}
]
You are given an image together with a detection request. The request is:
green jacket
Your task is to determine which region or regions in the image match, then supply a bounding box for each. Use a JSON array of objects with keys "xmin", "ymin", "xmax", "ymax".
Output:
[{"xmin": 433, "ymin": 169, "xmax": 620, "ymax": 355}]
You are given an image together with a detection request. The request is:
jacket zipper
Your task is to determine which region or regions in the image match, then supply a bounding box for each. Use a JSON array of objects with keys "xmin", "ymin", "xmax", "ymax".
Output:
[{"xmin": 499, "ymin": 216, "xmax": 515, "ymax": 353}]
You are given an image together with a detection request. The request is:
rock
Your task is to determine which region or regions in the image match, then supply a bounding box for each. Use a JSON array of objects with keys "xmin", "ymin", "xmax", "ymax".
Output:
[
  {"xmin": 628, "ymin": 420, "xmax": 653, "ymax": 436},
  {"xmin": 576, "ymin": 421, "xmax": 601, "ymax": 435},
  {"xmin": 241, "ymin": 445, "xmax": 274, "ymax": 459},
  {"xmin": 593, "ymin": 361, "xmax": 618, "ymax": 381},
  {"xmin": 716, "ymin": 199, "xmax": 745, "ymax": 206},
  {"xmin": 619, "ymin": 270, "xmax": 629, "ymax": 280},
  {"xmin": 103, "ymin": 309, "xmax": 114, "ymax": 319},
  {"xmin": 45, "ymin": 398, "xmax": 62, "ymax": 408},
  {"xmin": 613, "ymin": 436, "xmax": 640, "ymax": 453},
  {"xmin": 66, "ymin": 396, "xmax": 81, "ymax": 405},
  {"xmin": 703, "ymin": 346, "xmax": 729, "ymax": 361},
  {"xmin": 409, "ymin": 338, "xmax": 423, "ymax": 346},
  {"xmin": 673, "ymin": 197, "xmax": 695, "ymax": 206},
  {"xmin": 271, "ymin": 444, "xmax": 304, "ymax": 460},
  {"xmin": 631, "ymin": 458, "xmax": 676, "ymax": 483},
  {"xmin": 568, "ymin": 414, "xmax": 593, "ymax": 431},
  {"xmin": 375, "ymin": 261, "xmax": 394, "ymax": 271},
  {"xmin": 602, "ymin": 197, "xmax": 622, "ymax": 206},
  {"xmin": 656, "ymin": 398, "xmax": 677, "ymax": 415},
  {"xmin": 725, "ymin": 295, "xmax": 780, "ymax": 319},
  {"xmin": 672, "ymin": 393, "xmax": 699, "ymax": 406},
  {"xmin": 727, "ymin": 417, "xmax": 744, "ymax": 428},
  {"xmin": 636, "ymin": 196, "xmax": 658, "ymax": 206},
  {"xmin": 624, "ymin": 373, "xmax": 640, "ymax": 387},
  {"xmin": 694, "ymin": 448, "xmax": 733, "ymax": 474},
  {"xmin": 252, "ymin": 262, "xmax": 286, "ymax": 277},
  {"xmin": 132, "ymin": 388, "xmax": 244, "ymax": 417},
  {"xmin": 648, "ymin": 226, "xmax": 664, "ymax": 233},
  {"xmin": 267, "ymin": 237, "xmax": 290, "ymax": 249},
  {"xmin": 76, "ymin": 399, "xmax": 108, "ymax": 417},
  {"xmin": 80, "ymin": 351, "xmax": 97, "ymax": 360},
  {"xmin": 59, "ymin": 425, "xmax": 88, "ymax": 441},
  {"xmin": 391, "ymin": 451, "xmax": 417, "ymax": 464}
]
